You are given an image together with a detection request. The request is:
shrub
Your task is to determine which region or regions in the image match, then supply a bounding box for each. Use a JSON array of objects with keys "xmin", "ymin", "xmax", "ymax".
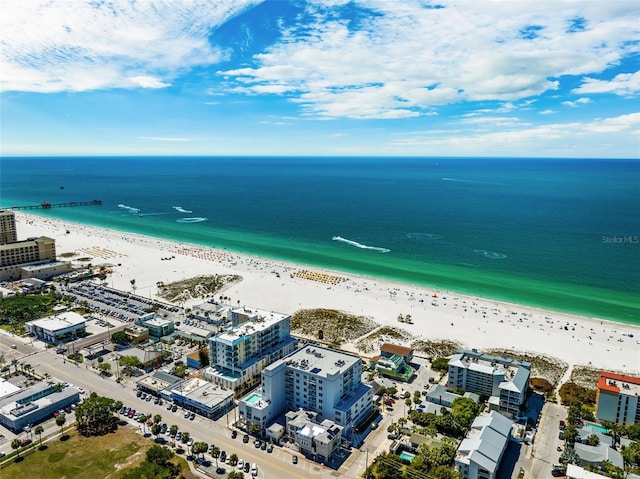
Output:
[{"xmin": 530, "ymin": 377, "xmax": 554, "ymax": 393}]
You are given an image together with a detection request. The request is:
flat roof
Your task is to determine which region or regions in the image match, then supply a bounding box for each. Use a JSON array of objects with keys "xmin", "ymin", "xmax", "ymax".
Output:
[
  {"xmin": 215, "ymin": 308, "xmax": 288, "ymax": 345},
  {"xmin": 281, "ymin": 345, "xmax": 359, "ymax": 379},
  {"xmin": 25, "ymin": 311, "xmax": 86, "ymax": 332},
  {"xmin": 171, "ymin": 378, "xmax": 233, "ymax": 408},
  {"xmin": 144, "ymin": 317, "xmax": 173, "ymax": 327},
  {"xmin": 0, "ymin": 379, "xmax": 21, "ymax": 400}
]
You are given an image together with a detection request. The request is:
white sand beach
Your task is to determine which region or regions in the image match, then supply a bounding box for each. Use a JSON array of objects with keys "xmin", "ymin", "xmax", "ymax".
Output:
[{"xmin": 14, "ymin": 211, "xmax": 640, "ymax": 373}]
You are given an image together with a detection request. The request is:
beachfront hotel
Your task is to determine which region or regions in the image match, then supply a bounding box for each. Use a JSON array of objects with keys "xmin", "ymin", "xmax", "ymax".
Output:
[
  {"xmin": 202, "ymin": 307, "xmax": 297, "ymax": 393},
  {"xmin": 596, "ymin": 371, "xmax": 640, "ymax": 425},
  {"xmin": 448, "ymin": 349, "xmax": 530, "ymax": 417},
  {"xmin": 238, "ymin": 345, "xmax": 373, "ymax": 444},
  {"xmin": 0, "ymin": 210, "xmax": 18, "ymax": 244},
  {"xmin": 0, "ymin": 236, "xmax": 59, "ymax": 281}
]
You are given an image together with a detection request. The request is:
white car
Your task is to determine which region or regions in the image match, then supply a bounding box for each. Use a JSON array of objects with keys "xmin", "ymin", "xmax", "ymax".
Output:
[
  {"xmin": 238, "ymin": 460, "xmax": 244, "ymax": 469},
  {"xmin": 251, "ymin": 463, "xmax": 258, "ymax": 476}
]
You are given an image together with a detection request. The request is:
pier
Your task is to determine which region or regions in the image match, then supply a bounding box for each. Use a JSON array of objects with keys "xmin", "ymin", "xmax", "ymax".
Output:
[{"xmin": 9, "ymin": 199, "xmax": 102, "ymax": 210}]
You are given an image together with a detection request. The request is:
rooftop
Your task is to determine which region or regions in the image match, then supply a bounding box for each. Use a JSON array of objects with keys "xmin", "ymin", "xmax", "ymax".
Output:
[
  {"xmin": 598, "ymin": 371, "xmax": 640, "ymax": 395},
  {"xmin": 171, "ymin": 378, "xmax": 233, "ymax": 408},
  {"xmin": 143, "ymin": 317, "xmax": 173, "ymax": 327},
  {"xmin": 25, "ymin": 311, "xmax": 86, "ymax": 331},
  {"xmin": 380, "ymin": 343, "xmax": 413, "ymax": 357},
  {"xmin": 456, "ymin": 411, "xmax": 512, "ymax": 474},
  {"xmin": 450, "ymin": 349, "xmax": 530, "ymax": 382},
  {"xmin": 215, "ymin": 308, "xmax": 288, "ymax": 345},
  {"xmin": 281, "ymin": 345, "xmax": 359, "ymax": 379}
]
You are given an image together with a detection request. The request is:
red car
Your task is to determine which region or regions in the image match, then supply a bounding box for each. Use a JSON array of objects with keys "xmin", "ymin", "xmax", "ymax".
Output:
[{"xmin": 128, "ymin": 409, "xmax": 136, "ymax": 418}]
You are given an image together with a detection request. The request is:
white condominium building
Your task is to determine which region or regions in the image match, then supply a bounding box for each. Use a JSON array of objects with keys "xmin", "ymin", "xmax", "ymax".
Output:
[
  {"xmin": 203, "ymin": 307, "xmax": 296, "ymax": 392},
  {"xmin": 239, "ymin": 345, "xmax": 373, "ymax": 440},
  {"xmin": 448, "ymin": 349, "xmax": 530, "ymax": 417}
]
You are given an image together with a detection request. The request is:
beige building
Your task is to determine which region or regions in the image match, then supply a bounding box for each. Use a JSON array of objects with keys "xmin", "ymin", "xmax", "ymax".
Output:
[
  {"xmin": 0, "ymin": 236, "xmax": 57, "ymax": 281},
  {"xmin": 0, "ymin": 210, "xmax": 18, "ymax": 244}
]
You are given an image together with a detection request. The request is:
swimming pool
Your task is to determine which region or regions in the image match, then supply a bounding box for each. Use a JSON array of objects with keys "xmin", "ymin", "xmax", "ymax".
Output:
[
  {"xmin": 245, "ymin": 393, "xmax": 262, "ymax": 405},
  {"xmin": 586, "ymin": 423, "xmax": 610, "ymax": 434},
  {"xmin": 399, "ymin": 451, "xmax": 415, "ymax": 462}
]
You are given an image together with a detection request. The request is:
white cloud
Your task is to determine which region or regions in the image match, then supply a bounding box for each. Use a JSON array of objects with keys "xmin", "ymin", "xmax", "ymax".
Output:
[
  {"xmin": 539, "ymin": 109, "xmax": 555, "ymax": 115},
  {"xmin": 218, "ymin": 0, "xmax": 640, "ymax": 119},
  {"xmin": 562, "ymin": 97, "xmax": 592, "ymax": 107},
  {"xmin": 0, "ymin": 0, "xmax": 260, "ymax": 92},
  {"xmin": 573, "ymin": 71, "xmax": 640, "ymax": 96}
]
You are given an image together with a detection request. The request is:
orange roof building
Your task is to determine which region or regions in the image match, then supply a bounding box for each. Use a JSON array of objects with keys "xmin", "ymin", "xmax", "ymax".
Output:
[
  {"xmin": 596, "ymin": 371, "xmax": 640, "ymax": 425},
  {"xmin": 380, "ymin": 343, "xmax": 414, "ymax": 362}
]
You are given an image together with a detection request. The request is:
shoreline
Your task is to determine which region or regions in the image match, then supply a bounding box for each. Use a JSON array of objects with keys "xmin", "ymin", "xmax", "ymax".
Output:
[{"xmin": 12, "ymin": 211, "xmax": 640, "ymax": 373}]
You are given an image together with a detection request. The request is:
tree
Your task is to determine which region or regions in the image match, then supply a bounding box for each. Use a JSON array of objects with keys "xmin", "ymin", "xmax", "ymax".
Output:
[
  {"xmin": 154, "ymin": 414, "xmax": 162, "ymax": 425},
  {"xmin": 227, "ymin": 471, "xmax": 244, "ymax": 479},
  {"xmin": 248, "ymin": 422, "xmax": 261, "ymax": 436},
  {"xmin": 98, "ymin": 363, "xmax": 112, "ymax": 375},
  {"xmin": 34, "ymin": 425, "xmax": 44, "ymax": 448},
  {"xmin": 113, "ymin": 400, "xmax": 123, "ymax": 419},
  {"xmin": 228, "ymin": 453, "xmax": 238, "ymax": 466},
  {"xmin": 198, "ymin": 348, "xmax": 210, "ymax": 368},
  {"xmin": 151, "ymin": 423, "xmax": 162, "ymax": 440},
  {"xmin": 587, "ymin": 434, "xmax": 600, "ymax": 446},
  {"xmin": 210, "ymin": 445, "xmax": 220, "ymax": 468},
  {"xmin": 560, "ymin": 446, "xmax": 580, "ymax": 466},
  {"xmin": 170, "ymin": 425, "xmax": 179, "ymax": 446},
  {"xmin": 118, "ymin": 355, "xmax": 143, "ymax": 375},
  {"xmin": 111, "ymin": 330, "xmax": 129, "ymax": 345},
  {"xmin": 431, "ymin": 357, "xmax": 449, "ymax": 372},
  {"xmin": 11, "ymin": 438, "xmax": 22, "ymax": 459},
  {"xmin": 563, "ymin": 424, "xmax": 579, "ymax": 444},
  {"xmin": 75, "ymin": 394, "xmax": 117, "ymax": 436},
  {"xmin": 192, "ymin": 441, "xmax": 208, "ymax": 460},
  {"xmin": 56, "ymin": 414, "xmax": 67, "ymax": 436},
  {"xmin": 130, "ymin": 279, "xmax": 136, "ymax": 292}
]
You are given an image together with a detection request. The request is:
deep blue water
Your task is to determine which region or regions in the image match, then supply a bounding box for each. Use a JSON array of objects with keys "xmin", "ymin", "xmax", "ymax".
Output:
[{"xmin": 1, "ymin": 156, "xmax": 639, "ymax": 322}]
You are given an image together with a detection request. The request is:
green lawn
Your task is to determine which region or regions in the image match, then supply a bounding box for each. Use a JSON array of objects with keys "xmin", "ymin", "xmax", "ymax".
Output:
[{"xmin": 1, "ymin": 427, "xmax": 154, "ymax": 479}]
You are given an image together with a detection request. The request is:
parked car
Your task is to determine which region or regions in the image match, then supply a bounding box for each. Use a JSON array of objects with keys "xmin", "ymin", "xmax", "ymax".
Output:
[
  {"xmin": 267, "ymin": 444, "xmax": 273, "ymax": 453},
  {"xmin": 261, "ymin": 442, "xmax": 267, "ymax": 450},
  {"xmin": 190, "ymin": 413, "xmax": 195, "ymax": 420},
  {"xmin": 292, "ymin": 455, "xmax": 298, "ymax": 464},
  {"xmin": 20, "ymin": 439, "xmax": 32, "ymax": 447},
  {"xmin": 184, "ymin": 411, "xmax": 191, "ymax": 419},
  {"xmin": 231, "ymin": 430, "xmax": 237, "ymax": 439},
  {"xmin": 243, "ymin": 434, "xmax": 249, "ymax": 443},
  {"xmin": 244, "ymin": 462, "xmax": 250, "ymax": 473},
  {"xmin": 171, "ymin": 405, "xmax": 178, "ymax": 412}
]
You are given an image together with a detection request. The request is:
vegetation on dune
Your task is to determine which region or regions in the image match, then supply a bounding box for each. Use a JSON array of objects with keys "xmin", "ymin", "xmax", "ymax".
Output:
[
  {"xmin": 411, "ymin": 339, "xmax": 461, "ymax": 359},
  {"xmin": 156, "ymin": 275, "xmax": 241, "ymax": 303},
  {"xmin": 559, "ymin": 382, "xmax": 597, "ymax": 406},
  {"xmin": 291, "ymin": 308, "xmax": 378, "ymax": 346},
  {"xmin": 355, "ymin": 326, "xmax": 414, "ymax": 354}
]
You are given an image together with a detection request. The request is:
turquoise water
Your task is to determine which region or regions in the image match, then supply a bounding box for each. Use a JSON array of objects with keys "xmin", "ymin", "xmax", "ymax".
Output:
[
  {"xmin": 399, "ymin": 451, "xmax": 415, "ymax": 462},
  {"xmin": 1, "ymin": 156, "xmax": 638, "ymax": 324},
  {"xmin": 245, "ymin": 393, "xmax": 262, "ymax": 405},
  {"xmin": 586, "ymin": 423, "xmax": 610, "ymax": 434}
]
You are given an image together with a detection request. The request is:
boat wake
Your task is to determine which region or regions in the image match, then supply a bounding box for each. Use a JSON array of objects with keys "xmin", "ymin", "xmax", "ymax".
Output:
[
  {"xmin": 407, "ymin": 232, "xmax": 443, "ymax": 241},
  {"xmin": 474, "ymin": 249, "xmax": 507, "ymax": 259},
  {"xmin": 173, "ymin": 206, "xmax": 193, "ymax": 213},
  {"xmin": 332, "ymin": 236, "xmax": 390, "ymax": 253},
  {"xmin": 177, "ymin": 217, "xmax": 207, "ymax": 223},
  {"xmin": 118, "ymin": 204, "xmax": 140, "ymax": 214}
]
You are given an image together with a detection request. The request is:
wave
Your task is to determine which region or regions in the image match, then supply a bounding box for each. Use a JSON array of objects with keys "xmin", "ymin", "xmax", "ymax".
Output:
[
  {"xmin": 407, "ymin": 232, "xmax": 443, "ymax": 241},
  {"xmin": 332, "ymin": 236, "xmax": 390, "ymax": 253},
  {"xmin": 177, "ymin": 217, "xmax": 207, "ymax": 223},
  {"xmin": 474, "ymin": 249, "xmax": 507, "ymax": 259},
  {"xmin": 118, "ymin": 204, "xmax": 140, "ymax": 214},
  {"xmin": 173, "ymin": 206, "xmax": 193, "ymax": 213}
]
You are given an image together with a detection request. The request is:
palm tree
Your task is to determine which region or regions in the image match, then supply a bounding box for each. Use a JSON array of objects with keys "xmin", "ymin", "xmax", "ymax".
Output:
[
  {"xmin": 151, "ymin": 423, "xmax": 161, "ymax": 440},
  {"xmin": 56, "ymin": 414, "xmax": 67, "ymax": 437},
  {"xmin": 11, "ymin": 438, "xmax": 22, "ymax": 458},
  {"xmin": 153, "ymin": 414, "xmax": 162, "ymax": 425},
  {"xmin": 34, "ymin": 425, "xmax": 44, "ymax": 448},
  {"xmin": 113, "ymin": 400, "xmax": 123, "ymax": 419},
  {"xmin": 170, "ymin": 425, "xmax": 178, "ymax": 446},
  {"xmin": 130, "ymin": 279, "xmax": 136, "ymax": 293},
  {"xmin": 209, "ymin": 445, "xmax": 220, "ymax": 469},
  {"xmin": 229, "ymin": 453, "xmax": 238, "ymax": 467}
]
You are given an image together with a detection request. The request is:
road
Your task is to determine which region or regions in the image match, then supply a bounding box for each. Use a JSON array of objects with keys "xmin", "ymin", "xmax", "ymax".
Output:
[{"xmin": 19, "ymin": 348, "xmax": 367, "ymax": 479}]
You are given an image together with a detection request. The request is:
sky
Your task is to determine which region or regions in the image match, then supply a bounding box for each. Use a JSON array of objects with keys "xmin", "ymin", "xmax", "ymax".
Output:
[{"xmin": 1, "ymin": 0, "xmax": 639, "ymax": 158}]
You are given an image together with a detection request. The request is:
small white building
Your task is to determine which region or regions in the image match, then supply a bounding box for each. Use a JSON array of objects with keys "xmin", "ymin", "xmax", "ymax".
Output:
[
  {"xmin": 26, "ymin": 311, "xmax": 86, "ymax": 343},
  {"xmin": 285, "ymin": 409, "xmax": 343, "ymax": 463}
]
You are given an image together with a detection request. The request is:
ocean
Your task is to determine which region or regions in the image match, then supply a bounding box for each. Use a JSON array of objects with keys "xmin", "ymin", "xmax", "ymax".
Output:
[{"xmin": 1, "ymin": 156, "xmax": 638, "ymax": 323}]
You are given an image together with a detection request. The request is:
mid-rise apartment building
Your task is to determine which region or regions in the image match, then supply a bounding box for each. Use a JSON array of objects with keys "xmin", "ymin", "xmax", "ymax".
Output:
[
  {"xmin": 596, "ymin": 371, "xmax": 640, "ymax": 425},
  {"xmin": 239, "ymin": 345, "xmax": 373, "ymax": 441},
  {"xmin": 203, "ymin": 307, "xmax": 296, "ymax": 392},
  {"xmin": 0, "ymin": 236, "xmax": 57, "ymax": 281},
  {"xmin": 448, "ymin": 349, "xmax": 530, "ymax": 417}
]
